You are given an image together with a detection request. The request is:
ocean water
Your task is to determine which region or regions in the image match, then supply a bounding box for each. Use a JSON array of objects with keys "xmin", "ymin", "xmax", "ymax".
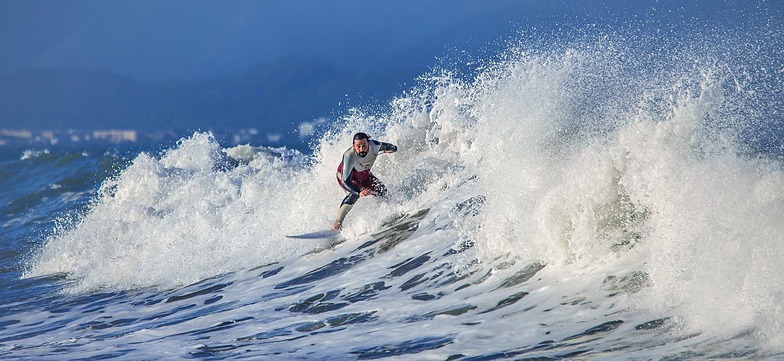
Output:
[{"xmin": 3, "ymin": 23, "xmax": 784, "ymax": 360}]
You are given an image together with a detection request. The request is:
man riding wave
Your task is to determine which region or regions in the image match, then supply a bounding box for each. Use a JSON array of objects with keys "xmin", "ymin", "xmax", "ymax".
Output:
[{"xmin": 333, "ymin": 132, "xmax": 397, "ymax": 230}]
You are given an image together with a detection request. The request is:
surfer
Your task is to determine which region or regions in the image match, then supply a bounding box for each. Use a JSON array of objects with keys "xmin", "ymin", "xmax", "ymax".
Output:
[{"xmin": 333, "ymin": 132, "xmax": 397, "ymax": 230}]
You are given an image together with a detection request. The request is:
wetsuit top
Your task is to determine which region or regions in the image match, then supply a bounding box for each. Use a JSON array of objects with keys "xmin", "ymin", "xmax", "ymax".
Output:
[{"xmin": 336, "ymin": 140, "xmax": 397, "ymax": 195}]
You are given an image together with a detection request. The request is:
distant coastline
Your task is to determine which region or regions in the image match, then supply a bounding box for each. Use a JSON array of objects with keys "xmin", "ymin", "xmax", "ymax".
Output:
[
  {"xmin": 0, "ymin": 128, "xmax": 294, "ymax": 149},
  {"xmin": 0, "ymin": 59, "xmax": 415, "ymax": 149}
]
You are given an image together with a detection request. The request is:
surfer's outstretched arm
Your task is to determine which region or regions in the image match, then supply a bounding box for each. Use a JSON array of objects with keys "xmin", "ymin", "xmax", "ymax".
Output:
[{"xmin": 378, "ymin": 141, "xmax": 397, "ymax": 153}]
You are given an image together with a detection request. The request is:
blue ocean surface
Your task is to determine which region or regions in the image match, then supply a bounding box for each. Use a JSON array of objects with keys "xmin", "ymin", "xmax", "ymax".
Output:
[{"xmin": 3, "ymin": 20, "xmax": 784, "ymax": 360}]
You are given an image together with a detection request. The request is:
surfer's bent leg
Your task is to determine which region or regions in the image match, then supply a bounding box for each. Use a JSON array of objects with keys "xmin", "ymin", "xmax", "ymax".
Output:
[
  {"xmin": 341, "ymin": 192, "xmax": 359, "ymax": 206},
  {"xmin": 335, "ymin": 192, "xmax": 359, "ymax": 228}
]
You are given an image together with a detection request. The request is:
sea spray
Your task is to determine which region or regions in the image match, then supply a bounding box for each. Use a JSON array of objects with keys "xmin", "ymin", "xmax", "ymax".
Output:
[
  {"xmin": 26, "ymin": 133, "xmax": 332, "ymax": 291},
  {"xmin": 460, "ymin": 38, "xmax": 784, "ymax": 347}
]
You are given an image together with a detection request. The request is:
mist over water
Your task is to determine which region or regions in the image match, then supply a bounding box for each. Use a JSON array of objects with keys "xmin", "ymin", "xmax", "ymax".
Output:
[{"xmin": 14, "ymin": 23, "xmax": 784, "ymax": 359}]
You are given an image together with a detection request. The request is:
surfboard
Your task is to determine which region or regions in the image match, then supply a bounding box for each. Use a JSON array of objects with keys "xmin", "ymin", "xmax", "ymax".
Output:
[{"xmin": 286, "ymin": 229, "xmax": 340, "ymax": 239}]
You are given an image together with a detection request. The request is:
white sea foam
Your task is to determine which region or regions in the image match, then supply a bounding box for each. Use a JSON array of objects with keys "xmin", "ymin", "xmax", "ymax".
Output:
[{"xmin": 20, "ymin": 149, "xmax": 51, "ymax": 160}]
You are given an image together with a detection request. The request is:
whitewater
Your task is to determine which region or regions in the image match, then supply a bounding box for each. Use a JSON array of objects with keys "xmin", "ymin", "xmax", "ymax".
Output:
[{"xmin": 3, "ymin": 26, "xmax": 784, "ymax": 360}]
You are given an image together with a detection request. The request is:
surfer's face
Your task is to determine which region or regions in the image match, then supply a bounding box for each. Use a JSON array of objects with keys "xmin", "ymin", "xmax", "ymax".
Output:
[{"xmin": 353, "ymin": 139, "xmax": 369, "ymax": 157}]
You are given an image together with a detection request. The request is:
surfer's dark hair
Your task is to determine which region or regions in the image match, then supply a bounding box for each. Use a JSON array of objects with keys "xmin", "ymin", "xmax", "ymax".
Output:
[{"xmin": 352, "ymin": 132, "xmax": 370, "ymax": 141}]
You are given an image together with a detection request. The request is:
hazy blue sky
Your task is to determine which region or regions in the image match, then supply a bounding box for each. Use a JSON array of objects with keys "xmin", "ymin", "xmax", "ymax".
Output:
[
  {"xmin": 4, "ymin": 1, "xmax": 778, "ymax": 83},
  {"xmin": 0, "ymin": 0, "xmax": 538, "ymax": 82}
]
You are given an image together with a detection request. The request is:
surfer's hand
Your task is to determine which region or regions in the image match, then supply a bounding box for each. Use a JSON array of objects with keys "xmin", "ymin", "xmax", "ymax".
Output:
[{"xmin": 360, "ymin": 188, "xmax": 373, "ymax": 197}]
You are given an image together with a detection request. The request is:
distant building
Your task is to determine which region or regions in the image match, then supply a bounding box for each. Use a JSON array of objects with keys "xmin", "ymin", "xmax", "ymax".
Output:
[
  {"xmin": 92, "ymin": 130, "xmax": 137, "ymax": 143},
  {"xmin": 1, "ymin": 129, "xmax": 33, "ymax": 139},
  {"xmin": 41, "ymin": 131, "xmax": 57, "ymax": 145}
]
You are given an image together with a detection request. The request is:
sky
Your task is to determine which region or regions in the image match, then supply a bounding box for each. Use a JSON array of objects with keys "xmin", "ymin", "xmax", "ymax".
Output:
[
  {"xmin": 3, "ymin": 0, "xmax": 778, "ymax": 82},
  {"xmin": 0, "ymin": 0, "xmax": 534, "ymax": 82}
]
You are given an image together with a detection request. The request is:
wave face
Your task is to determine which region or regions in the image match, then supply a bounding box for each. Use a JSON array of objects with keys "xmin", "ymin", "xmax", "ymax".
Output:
[{"xmin": 7, "ymin": 26, "xmax": 784, "ymax": 359}]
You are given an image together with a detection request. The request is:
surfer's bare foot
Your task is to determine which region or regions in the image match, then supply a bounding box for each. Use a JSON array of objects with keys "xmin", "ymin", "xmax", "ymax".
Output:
[{"xmin": 332, "ymin": 220, "xmax": 342, "ymax": 231}]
